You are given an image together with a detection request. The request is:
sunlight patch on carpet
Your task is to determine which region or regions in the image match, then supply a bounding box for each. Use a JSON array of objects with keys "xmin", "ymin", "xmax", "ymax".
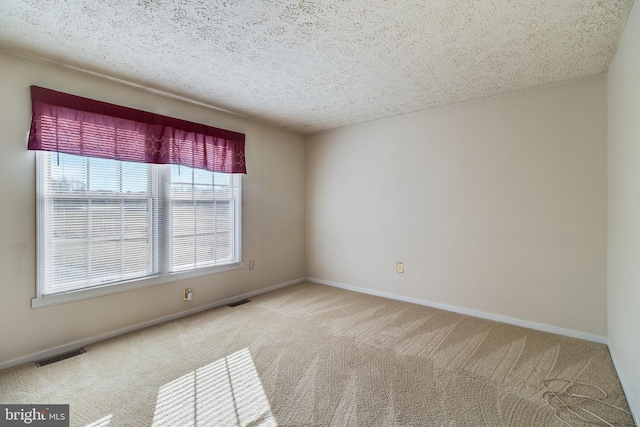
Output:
[
  {"xmin": 151, "ymin": 348, "xmax": 275, "ymax": 427},
  {"xmin": 85, "ymin": 414, "xmax": 113, "ymax": 426}
]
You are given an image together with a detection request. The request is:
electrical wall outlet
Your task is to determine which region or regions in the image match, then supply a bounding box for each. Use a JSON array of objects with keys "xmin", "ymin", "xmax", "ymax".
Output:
[
  {"xmin": 396, "ymin": 262, "xmax": 404, "ymax": 273},
  {"xmin": 248, "ymin": 260, "xmax": 255, "ymax": 270},
  {"xmin": 184, "ymin": 288, "xmax": 192, "ymax": 301}
]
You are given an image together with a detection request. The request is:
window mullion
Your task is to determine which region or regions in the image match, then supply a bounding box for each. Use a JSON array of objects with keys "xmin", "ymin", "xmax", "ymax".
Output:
[
  {"xmin": 159, "ymin": 165, "xmax": 171, "ymax": 275},
  {"xmin": 211, "ymin": 173, "xmax": 218, "ymax": 265},
  {"xmin": 36, "ymin": 152, "xmax": 46, "ymax": 297},
  {"xmin": 193, "ymin": 200, "xmax": 198, "ymax": 268},
  {"xmin": 213, "ymin": 200, "xmax": 217, "ymax": 264},
  {"xmin": 192, "ymin": 169, "xmax": 197, "ymax": 268},
  {"xmin": 86, "ymin": 158, "xmax": 92, "ymax": 283},
  {"xmin": 119, "ymin": 162, "xmax": 124, "ymax": 278}
]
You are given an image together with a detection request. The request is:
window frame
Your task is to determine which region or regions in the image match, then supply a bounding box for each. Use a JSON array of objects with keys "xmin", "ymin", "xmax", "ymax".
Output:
[{"xmin": 32, "ymin": 152, "xmax": 243, "ymax": 309}]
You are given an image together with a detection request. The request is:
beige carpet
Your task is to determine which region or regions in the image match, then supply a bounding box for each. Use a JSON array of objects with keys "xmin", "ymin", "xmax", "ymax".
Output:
[{"xmin": 0, "ymin": 282, "xmax": 634, "ymax": 427}]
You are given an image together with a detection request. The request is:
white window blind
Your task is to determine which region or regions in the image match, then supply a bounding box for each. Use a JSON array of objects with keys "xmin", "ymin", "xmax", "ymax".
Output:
[
  {"xmin": 36, "ymin": 152, "xmax": 241, "ymax": 299},
  {"xmin": 170, "ymin": 165, "xmax": 239, "ymax": 272}
]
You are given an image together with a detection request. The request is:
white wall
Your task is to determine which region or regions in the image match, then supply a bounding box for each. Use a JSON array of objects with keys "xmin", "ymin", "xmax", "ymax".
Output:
[
  {"xmin": 306, "ymin": 76, "xmax": 608, "ymax": 338},
  {"xmin": 608, "ymin": 0, "xmax": 640, "ymax": 419},
  {"xmin": 0, "ymin": 51, "xmax": 305, "ymax": 366}
]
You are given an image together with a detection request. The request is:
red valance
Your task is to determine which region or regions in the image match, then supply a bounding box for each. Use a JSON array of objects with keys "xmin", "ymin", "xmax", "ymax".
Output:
[{"xmin": 28, "ymin": 86, "xmax": 246, "ymax": 174}]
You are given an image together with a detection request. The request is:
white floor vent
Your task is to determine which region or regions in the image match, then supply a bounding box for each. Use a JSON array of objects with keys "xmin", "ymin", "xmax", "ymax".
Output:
[{"xmin": 36, "ymin": 348, "xmax": 86, "ymax": 367}]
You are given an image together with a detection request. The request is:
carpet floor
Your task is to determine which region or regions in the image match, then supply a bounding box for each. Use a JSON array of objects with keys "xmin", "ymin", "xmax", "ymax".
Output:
[{"xmin": 0, "ymin": 282, "xmax": 634, "ymax": 426}]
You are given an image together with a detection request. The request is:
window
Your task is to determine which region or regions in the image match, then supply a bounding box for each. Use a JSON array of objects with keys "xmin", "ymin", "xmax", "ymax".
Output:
[
  {"xmin": 169, "ymin": 164, "xmax": 239, "ymax": 272},
  {"xmin": 28, "ymin": 86, "xmax": 246, "ymax": 308},
  {"xmin": 35, "ymin": 152, "xmax": 242, "ymax": 306}
]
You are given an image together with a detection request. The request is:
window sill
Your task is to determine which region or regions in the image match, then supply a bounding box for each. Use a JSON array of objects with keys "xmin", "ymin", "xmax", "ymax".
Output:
[{"xmin": 31, "ymin": 262, "xmax": 244, "ymax": 309}]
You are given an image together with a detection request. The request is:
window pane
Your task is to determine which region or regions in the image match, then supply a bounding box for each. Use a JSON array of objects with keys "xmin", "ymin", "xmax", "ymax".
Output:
[
  {"xmin": 195, "ymin": 202, "xmax": 216, "ymax": 264},
  {"xmin": 88, "ymin": 158, "xmax": 120, "ymax": 193},
  {"xmin": 213, "ymin": 172, "xmax": 230, "ymax": 187},
  {"xmin": 90, "ymin": 239, "xmax": 122, "ymax": 281},
  {"xmin": 215, "ymin": 231, "xmax": 233, "ymax": 261},
  {"xmin": 170, "ymin": 166, "xmax": 239, "ymax": 272},
  {"xmin": 49, "ymin": 154, "xmax": 87, "ymax": 194},
  {"xmin": 40, "ymin": 153, "xmax": 156, "ymax": 294},
  {"xmin": 123, "ymin": 200, "xmax": 151, "ymax": 239},
  {"xmin": 193, "ymin": 168, "xmax": 212, "ymax": 185},
  {"xmin": 122, "ymin": 162, "xmax": 149, "ymax": 194},
  {"xmin": 216, "ymin": 201, "xmax": 233, "ymax": 231},
  {"xmin": 90, "ymin": 199, "xmax": 122, "ymax": 238},
  {"xmin": 194, "ymin": 184, "xmax": 214, "ymax": 199},
  {"xmin": 51, "ymin": 198, "xmax": 88, "ymax": 239}
]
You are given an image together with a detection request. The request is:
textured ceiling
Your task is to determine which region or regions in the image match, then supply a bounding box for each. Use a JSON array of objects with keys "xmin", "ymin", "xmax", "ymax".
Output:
[{"xmin": 0, "ymin": 0, "xmax": 634, "ymax": 134}]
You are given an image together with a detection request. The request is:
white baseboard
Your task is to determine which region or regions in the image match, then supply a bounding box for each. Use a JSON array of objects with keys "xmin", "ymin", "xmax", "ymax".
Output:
[
  {"xmin": 306, "ymin": 277, "xmax": 608, "ymax": 345},
  {"xmin": 609, "ymin": 346, "xmax": 639, "ymax": 426},
  {"xmin": 0, "ymin": 278, "xmax": 304, "ymax": 372}
]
